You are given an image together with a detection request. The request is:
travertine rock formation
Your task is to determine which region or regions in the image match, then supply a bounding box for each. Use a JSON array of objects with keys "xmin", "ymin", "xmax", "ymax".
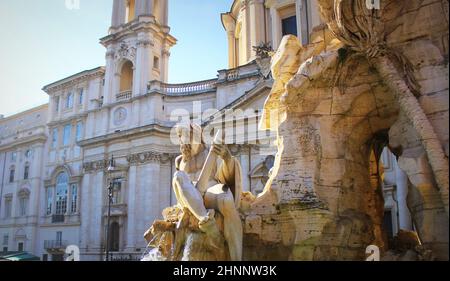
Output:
[{"xmin": 244, "ymin": 0, "xmax": 449, "ymax": 261}]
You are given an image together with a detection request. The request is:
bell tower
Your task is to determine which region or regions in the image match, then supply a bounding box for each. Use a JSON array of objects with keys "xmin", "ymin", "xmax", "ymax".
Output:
[{"xmin": 101, "ymin": 0, "xmax": 176, "ymax": 105}]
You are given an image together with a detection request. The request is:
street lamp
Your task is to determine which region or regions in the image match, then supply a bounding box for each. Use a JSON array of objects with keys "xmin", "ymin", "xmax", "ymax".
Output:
[{"xmin": 105, "ymin": 155, "xmax": 115, "ymax": 261}]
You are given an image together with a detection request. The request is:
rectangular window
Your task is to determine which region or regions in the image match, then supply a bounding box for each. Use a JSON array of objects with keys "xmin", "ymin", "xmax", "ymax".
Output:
[
  {"xmin": 55, "ymin": 96, "xmax": 60, "ymax": 112},
  {"xmin": 42, "ymin": 254, "xmax": 48, "ymax": 261},
  {"xmin": 55, "ymin": 184, "xmax": 68, "ymax": 215},
  {"xmin": 79, "ymin": 89, "xmax": 84, "ymax": 105},
  {"xmin": 46, "ymin": 188, "xmax": 53, "ymax": 215},
  {"xmin": 282, "ymin": 15, "xmax": 298, "ymax": 37},
  {"xmin": 52, "ymin": 128, "xmax": 58, "ymax": 148},
  {"xmin": 11, "ymin": 152, "xmax": 17, "ymax": 162},
  {"xmin": 66, "ymin": 93, "xmax": 74, "ymax": 109},
  {"xmin": 18, "ymin": 242, "xmax": 24, "ymax": 252},
  {"xmin": 63, "ymin": 124, "xmax": 71, "ymax": 146},
  {"xmin": 71, "ymin": 184, "xmax": 77, "ymax": 214},
  {"xmin": 3, "ymin": 235, "xmax": 8, "ymax": 246},
  {"xmin": 5, "ymin": 198, "xmax": 12, "ymax": 218},
  {"xmin": 19, "ymin": 197, "xmax": 27, "ymax": 217},
  {"xmin": 111, "ymin": 178, "xmax": 122, "ymax": 205},
  {"xmin": 2, "ymin": 247, "xmax": 7, "ymax": 253},
  {"xmin": 76, "ymin": 122, "xmax": 83, "ymax": 142},
  {"xmin": 56, "ymin": 232, "xmax": 62, "ymax": 243},
  {"xmin": 24, "ymin": 165, "xmax": 30, "ymax": 180},
  {"xmin": 9, "ymin": 168, "xmax": 15, "ymax": 183}
]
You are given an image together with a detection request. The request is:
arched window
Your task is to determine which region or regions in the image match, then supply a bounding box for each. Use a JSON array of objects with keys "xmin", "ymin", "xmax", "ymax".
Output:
[
  {"xmin": 55, "ymin": 172, "xmax": 69, "ymax": 215},
  {"xmin": 108, "ymin": 222, "xmax": 120, "ymax": 252},
  {"xmin": 119, "ymin": 60, "xmax": 134, "ymax": 93}
]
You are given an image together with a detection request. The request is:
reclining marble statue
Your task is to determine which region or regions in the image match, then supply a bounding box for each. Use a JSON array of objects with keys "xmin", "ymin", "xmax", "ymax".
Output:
[{"xmin": 143, "ymin": 123, "xmax": 243, "ymax": 261}]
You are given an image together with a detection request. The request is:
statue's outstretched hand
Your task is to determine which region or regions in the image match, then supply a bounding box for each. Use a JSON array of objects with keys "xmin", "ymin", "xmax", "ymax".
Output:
[{"xmin": 212, "ymin": 144, "xmax": 231, "ymax": 161}]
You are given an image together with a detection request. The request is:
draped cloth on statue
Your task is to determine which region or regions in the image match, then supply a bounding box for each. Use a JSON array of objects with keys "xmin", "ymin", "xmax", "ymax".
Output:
[{"xmin": 215, "ymin": 157, "xmax": 243, "ymax": 209}]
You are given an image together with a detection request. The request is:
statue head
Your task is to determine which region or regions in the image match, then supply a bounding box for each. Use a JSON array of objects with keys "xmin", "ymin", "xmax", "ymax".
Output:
[{"xmin": 175, "ymin": 123, "xmax": 204, "ymax": 161}]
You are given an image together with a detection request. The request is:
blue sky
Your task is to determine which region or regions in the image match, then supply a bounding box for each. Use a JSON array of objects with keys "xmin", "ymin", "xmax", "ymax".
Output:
[{"xmin": 0, "ymin": 0, "xmax": 233, "ymax": 117}]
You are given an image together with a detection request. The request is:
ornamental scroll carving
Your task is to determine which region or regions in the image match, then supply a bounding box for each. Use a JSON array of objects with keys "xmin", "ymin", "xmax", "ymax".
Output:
[
  {"xmin": 83, "ymin": 159, "xmax": 109, "ymax": 173},
  {"xmin": 127, "ymin": 152, "xmax": 174, "ymax": 165},
  {"xmin": 115, "ymin": 42, "xmax": 137, "ymax": 64}
]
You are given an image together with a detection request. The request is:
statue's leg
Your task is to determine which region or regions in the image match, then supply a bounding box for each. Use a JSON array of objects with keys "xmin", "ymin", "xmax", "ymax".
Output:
[
  {"xmin": 172, "ymin": 171, "xmax": 209, "ymax": 223},
  {"xmin": 205, "ymin": 186, "xmax": 243, "ymax": 261}
]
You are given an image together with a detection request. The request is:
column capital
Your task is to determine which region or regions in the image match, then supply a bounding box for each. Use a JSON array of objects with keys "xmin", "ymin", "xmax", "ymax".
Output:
[
  {"xmin": 240, "ymin": 0, "xmax": 249, "ymax": 9},
  {"xmin": 106, "ymin": 48, "xmax": 115, "ymax": 59},
  {"xmin": 136, "ymin": 39, "xmax": 155, "ymax": 48},
  {"xmin": 248, "ymin": 0, "xmax": 265, "ymax": 6}
]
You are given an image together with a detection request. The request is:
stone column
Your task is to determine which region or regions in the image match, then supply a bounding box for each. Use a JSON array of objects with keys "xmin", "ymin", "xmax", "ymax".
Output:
[
  {"xmin": 85, "ymin": 113, "xmax": 95, "ymax": 139},
  {"xmin": 142, "ymin": 163, "xmax": 160, "ymax": 246},
  {"xmin": 161, "ymin": 48, "xmax": 170, "ymax": 83},
  {"xmin": 80, "ymin": 173, "xmax": 91, "ymax": 251},
  {"xmin": 143, "ymin": 0, "xmax": 153, "ymax": 15},
  {"xmin": 135, "ymin": 33, "xmax": 153, "ymax": 96},
  {"xmin": 241, "ymin": 3, "xmax": 250, "ymax": 63},
  {"xmin": 101, "ymin": 108, "xmax": 110, "ymax": 136},
  {"xmin": 227, "ymin": 31, "xmax": 236, "ymax": 69},
  {"xmin": 394, "ymin": 160, "xmax": 413, "ymax": 231},
  {"xmin": 240, "ymin": 153, "xmax": 251, "ymax": 192},
  {"xmin": 111, "ymin": 0, "xmax": 121, "ymax": 27},
  {"xmin": 295, "ymin": 0, "xmax": 303, "ymax": 44},
  {"xmin": 91, "ymin": 171, "xmax": 104, "ymax": 250},
  {"xmin": 270, "ymin": 7, "xmax": 281, "ymax": 50},
  {"xmin": 117, "ymin": 0, "xmax": 127, "ymax": 25},
  {"xmin": 296, "ymin": 0, "xmax": 310, "ymax": 46},
  {"xmin": 222, "ymin": 12, "xmax": 236, "ymax": 69},
  {"xmin": 103, "ymin": 48, "xmax": 115, "ymax": 105},
  {"xmin": 248, "ymin": 0, "xmax": 265, "ymax": 60},
  {"xmin": 48, "ymin": 97, "xmax": 56, "ymax": 122},
  {"xmin": 162, "ymin": 0, "xmax": 169, "ymax": 26},
  {"xmin": 131, "ymin": 100, "xmax": 140, "ymax": 128},
  {"xmin": 126, "ymin": 165, "xmax": 137, "ymax": 250},
  {"xmin": 28, "ymin": 145, "xmax": 41, "ymax": 218},
  {"xmin": 134, "ymin": 0, "xmax": 142, "ymax": 18}
]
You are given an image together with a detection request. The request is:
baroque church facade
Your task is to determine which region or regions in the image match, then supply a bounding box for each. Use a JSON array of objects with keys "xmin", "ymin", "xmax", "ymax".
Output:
[{"xmin": 0, "ymin": 0, "xmax": 412, "ymax": 261}]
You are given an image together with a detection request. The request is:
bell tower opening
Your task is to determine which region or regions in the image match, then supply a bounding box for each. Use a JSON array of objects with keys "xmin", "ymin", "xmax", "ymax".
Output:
[{"xmin": 119, "ymin": 60, "xmax": 133, "ymax": 93}]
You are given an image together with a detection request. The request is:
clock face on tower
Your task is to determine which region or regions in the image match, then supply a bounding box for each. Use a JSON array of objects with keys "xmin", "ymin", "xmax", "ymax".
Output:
[{"xmin": 113, "ymin": 107, "xmax": 128, "ymax": 126}]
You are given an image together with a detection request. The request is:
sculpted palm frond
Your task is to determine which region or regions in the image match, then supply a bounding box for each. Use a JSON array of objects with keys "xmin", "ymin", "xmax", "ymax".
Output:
[{"xmin": 318, "ymin": 0, "xmax": 449, "ymax": 215}]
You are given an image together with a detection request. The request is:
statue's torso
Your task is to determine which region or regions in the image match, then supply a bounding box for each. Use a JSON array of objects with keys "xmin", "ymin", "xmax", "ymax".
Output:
[{"xmin": 178, "ymin": 148, "xmax": 217, "ymax": 186}]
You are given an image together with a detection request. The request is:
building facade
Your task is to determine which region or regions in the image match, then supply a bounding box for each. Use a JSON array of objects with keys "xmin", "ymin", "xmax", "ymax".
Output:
[{"xmin": 0, "ymin": 0, "xmax": 411, "ymax": 261}]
